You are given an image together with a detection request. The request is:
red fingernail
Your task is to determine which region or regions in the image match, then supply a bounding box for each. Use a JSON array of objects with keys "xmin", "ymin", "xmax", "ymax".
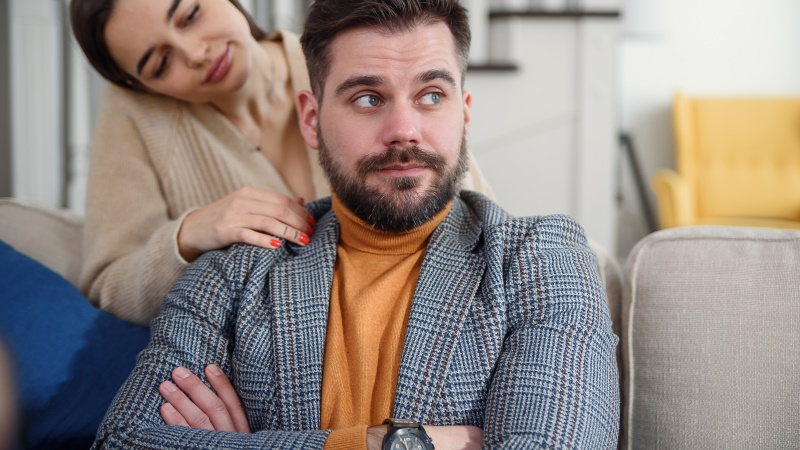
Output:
[
  {"xmin": 299, "ymin": 234, "xmax": 310, "ymax": 245},
  {"xmin": 307, "ymin": 225, "xmax": 314, "ymax": 236},
  {"xmin": 270, "ymin": 239, "xmax": 282, "ymax": 248},
  {"xmin": 308, "ymin": 216, "xmax": 316, "ymax": 226}
]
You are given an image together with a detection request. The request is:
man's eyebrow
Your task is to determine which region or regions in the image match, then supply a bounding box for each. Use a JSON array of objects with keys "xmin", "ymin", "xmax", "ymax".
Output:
[
  {"xmin": 335, "ymin": 75, "xmax": 386, "ymax": 97},
  {"xmin": 416, "ymin": 69, "xmax": 457, "ymax": 89},
  {"xmin": 136, "ymin": 47, "xmax": 155, "ymax": 76}
]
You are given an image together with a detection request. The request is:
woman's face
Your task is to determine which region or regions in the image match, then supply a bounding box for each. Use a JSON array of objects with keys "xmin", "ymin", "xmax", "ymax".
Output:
[{"xmin": 104, "ymin": 0, "xmax": 255, "ymax": 102}]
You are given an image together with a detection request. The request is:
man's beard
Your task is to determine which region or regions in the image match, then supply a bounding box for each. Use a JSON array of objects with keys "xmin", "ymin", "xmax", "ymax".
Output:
[{"xmin": 318, "ymin": 128, "xmax": 468, "ymax": 233}]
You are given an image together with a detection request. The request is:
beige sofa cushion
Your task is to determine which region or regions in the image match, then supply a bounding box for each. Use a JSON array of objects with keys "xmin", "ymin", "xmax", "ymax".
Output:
[
  {"xmin": 0, "ymin": 198, "xmax": 84, "ymax": 287},
  {"xmin": 622, "ymin": 226, "xmax": 800, "ymax": 449}
]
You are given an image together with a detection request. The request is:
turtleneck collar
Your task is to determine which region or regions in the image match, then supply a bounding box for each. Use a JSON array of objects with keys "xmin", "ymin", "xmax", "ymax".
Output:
[{"xmin": 332, "ymin": 194, "xmax": 454, "ymax": 256}]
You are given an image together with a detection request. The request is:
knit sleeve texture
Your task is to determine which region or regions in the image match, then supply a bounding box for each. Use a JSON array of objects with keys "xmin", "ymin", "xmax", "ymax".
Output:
[{"xmin": 80, "ymin": 86, "xmax": 192, "ymax": 326}]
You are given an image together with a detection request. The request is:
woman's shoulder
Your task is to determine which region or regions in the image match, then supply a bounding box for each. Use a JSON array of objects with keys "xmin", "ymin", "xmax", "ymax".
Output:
[
  {"xmin": 99, "ymin": 83, "xmax": 188, "ymax": 123},
  {"xmin": 260, "ymin": 30, "xmax": 310, "ymax": 95}
]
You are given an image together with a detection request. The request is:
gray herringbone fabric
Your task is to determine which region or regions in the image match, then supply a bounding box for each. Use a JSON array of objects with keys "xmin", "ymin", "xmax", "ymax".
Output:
[{"xmin": 92, "ymin": 191, "xmax": 619, "ymax": 449}]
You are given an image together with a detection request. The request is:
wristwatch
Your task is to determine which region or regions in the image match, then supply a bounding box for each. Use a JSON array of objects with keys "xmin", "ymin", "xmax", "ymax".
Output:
[{"xmin": 382, "ymin": 418, "xmax": 434, "ymax": 450}]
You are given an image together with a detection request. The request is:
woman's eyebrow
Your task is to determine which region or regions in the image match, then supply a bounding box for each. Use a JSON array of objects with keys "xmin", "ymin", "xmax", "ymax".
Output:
[
  {"xmin": 167, "ymin": 0, "xmax": 183, "ymax": 22},
  {"xmin": 137, "ymin": 0, "xmax": 182, "ymax": 76}
]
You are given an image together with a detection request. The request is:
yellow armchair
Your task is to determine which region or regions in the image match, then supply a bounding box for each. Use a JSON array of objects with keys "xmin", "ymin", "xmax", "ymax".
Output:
[{"xmin": 652, "ymin": 91, "xmax": 800, "ymax": 230}]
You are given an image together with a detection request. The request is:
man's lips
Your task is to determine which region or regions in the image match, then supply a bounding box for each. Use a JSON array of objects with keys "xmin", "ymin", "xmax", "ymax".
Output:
[
  {"xmin": 378, "ymin": 164, "xmax": 427, "ymax": 177},
  {"xmin": 205, "ymin": 45, "xmax": 231, "ymax": 83}
]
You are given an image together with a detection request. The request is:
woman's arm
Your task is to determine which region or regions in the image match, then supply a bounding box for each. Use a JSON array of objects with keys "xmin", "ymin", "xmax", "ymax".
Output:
[
  {"xmin": 80, "ymin": 87, "xmax": 193, "ymax": 325},
  {"xmin": 80, "ymin": 87, "xmax": 315, "ymax": 326}
]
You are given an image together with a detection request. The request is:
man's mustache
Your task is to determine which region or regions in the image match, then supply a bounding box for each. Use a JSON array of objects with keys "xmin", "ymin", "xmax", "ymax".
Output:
[{"xmin": 356, "ymin": 146, "xmax": 447, "ymax": 177}]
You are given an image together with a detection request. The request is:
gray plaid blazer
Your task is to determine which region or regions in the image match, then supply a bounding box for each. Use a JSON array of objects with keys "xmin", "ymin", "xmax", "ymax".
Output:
[{"xmin": 93, "ymin": 191, "xmax": 619, "ymax": 449}]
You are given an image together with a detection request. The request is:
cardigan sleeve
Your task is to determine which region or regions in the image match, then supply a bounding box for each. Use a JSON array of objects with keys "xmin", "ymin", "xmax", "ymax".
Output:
[
  {"xmin": 482, "ymin": 215, "xmax": 620, "ymax": 449},
  {"xmin": 79, "ymin": 86, "xmax": 192, "ymax": 326},
  {"xmin": 91, "ymin": 245, "xmax": 331, "ymax": 449}
]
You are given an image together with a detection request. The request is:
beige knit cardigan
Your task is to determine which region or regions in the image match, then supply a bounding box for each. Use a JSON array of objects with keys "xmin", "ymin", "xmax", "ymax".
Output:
[{"xmin": 80, "ymin": 31, "xmax": 494, "ymax": 326}]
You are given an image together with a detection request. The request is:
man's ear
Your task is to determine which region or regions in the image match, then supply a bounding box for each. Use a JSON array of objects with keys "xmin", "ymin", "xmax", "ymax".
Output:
[
  {"xmin": 462, "ymin": 89, "xmax": 473, "ymax": 138},
  {"xmin": 297, "ymin": 90, "xmax": 320, "ymax": 149}
]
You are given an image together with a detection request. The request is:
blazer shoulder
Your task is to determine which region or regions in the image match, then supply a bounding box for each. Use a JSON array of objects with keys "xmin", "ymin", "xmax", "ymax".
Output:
[
  {"xmin": 514, "ymin": 214, "xmax": 590, "ymax": 250},
  {"xmin": 459, "ymin": 190, "xmax": 589, "ymax": 248}
]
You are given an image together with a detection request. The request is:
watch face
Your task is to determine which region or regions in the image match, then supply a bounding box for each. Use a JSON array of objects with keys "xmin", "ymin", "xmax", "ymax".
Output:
[{"xmin": 389, "ymin": 433, "xmax": 426, "ymax": 450}]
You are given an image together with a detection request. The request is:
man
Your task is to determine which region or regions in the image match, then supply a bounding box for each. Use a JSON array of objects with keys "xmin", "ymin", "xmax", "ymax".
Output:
[{"xmin": 92, "ymin": 1, "xmax": 619, "ymax": 448}]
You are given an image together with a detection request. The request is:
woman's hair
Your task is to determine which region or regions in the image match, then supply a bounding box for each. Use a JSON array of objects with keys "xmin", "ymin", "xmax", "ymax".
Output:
[{"xmin": 70, "ymin": 0, "xmax": 267, "ymax": 92}]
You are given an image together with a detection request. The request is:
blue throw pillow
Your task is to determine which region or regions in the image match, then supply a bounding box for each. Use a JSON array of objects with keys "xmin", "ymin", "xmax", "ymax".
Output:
[{"xmin": 0, "ymin": 240, "xmax": 150, "ymax": 450}]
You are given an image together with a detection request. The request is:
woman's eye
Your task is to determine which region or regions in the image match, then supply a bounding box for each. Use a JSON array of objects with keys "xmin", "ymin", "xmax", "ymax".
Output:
[
  {"xmin": 185, "ymin": 5, "xmax": 200, "ymax": 24},
  {"xmin": 354, "ymin": 95, "xmax": 381, "ymax": 108},
  {"xmin": 154, "ymin": 53, "xmax": 169, "ymax": 78},
  {"xmin": 419, "ymin": 92, "xmax": 441, "ymax": 105}
]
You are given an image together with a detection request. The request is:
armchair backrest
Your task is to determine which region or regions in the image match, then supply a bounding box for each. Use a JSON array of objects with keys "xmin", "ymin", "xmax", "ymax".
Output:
[{"xmin": 673, "ymin": 92, "xmax": 800, "ymax": 221}]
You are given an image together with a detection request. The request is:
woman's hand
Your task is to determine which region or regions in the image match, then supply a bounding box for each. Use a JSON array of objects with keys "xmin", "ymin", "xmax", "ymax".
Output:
[
  {"xmin": 159, "ymin": 365, "xmax": 250, "ymax": 433},
  {"xmin": 177, "ymin": 187, "xmax": 315, "ymax": 261}
]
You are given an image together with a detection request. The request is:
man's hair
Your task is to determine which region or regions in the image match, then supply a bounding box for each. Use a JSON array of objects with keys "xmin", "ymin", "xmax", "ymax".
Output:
[
  {"xmin": 301, "ymin": 0, "xmax": 471, "ymax": 99},
  {"xmin": 69, "ymin": 0, "xmax": 266, "ymax": 93}
]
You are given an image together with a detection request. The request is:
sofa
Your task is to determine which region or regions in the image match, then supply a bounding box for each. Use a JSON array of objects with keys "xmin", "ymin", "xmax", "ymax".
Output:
[{"xmin": 1, "ymin": 198, "xmax": 798, "ymax": 449}]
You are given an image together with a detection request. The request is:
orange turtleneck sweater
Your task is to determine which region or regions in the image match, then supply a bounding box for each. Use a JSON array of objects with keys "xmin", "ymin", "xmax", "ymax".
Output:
[{"xmin": 320, "ymin": 195, "xmax": 453, "ymax": 449}]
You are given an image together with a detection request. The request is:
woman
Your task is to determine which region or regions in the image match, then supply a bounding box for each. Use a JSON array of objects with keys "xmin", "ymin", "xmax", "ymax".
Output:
[{"xmin": 71, "ymin": 0, "xmax": 493, "ymax": 326}]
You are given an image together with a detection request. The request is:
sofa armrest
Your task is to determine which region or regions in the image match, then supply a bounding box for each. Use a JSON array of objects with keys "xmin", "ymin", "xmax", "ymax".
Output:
[
  {"xmin": 650, "ymin": 169, "xmax": 694, "ymax": 228},
  {"xmin": 0, "ymin": 198, "xmax": 84, "ymax": 287},
  {"xmin": 622, "ymin": 226, "xmax": 800, "ymax": 449}
]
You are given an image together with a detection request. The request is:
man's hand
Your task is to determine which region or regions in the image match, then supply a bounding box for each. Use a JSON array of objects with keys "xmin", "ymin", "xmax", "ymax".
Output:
[
  {"xmin": 159, "ymin": 365, "xmax": 251, "ymax": 433},
  {"xmin": 367, "ymin": 424, "xmax": 483, "ymax": 450}
]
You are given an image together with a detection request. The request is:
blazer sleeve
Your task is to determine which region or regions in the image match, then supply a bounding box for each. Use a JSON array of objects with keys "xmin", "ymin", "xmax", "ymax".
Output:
[
  {"xmin": 482, "ymin": 215, "xmax": 620, "ymax": 449},
  {"xmin": 91, "ymin": 245, "xmax": 330, "ymax": 449},
  {"xmin": 79, "ymin": 86, "xmax": 192, "ymax": 326}
]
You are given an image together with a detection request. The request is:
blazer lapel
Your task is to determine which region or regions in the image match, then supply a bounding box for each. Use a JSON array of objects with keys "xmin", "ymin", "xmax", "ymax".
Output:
[
  {"xmin": 393, "ymin": 199, "xmax": 486, "ymax": 421},
  {"xmin": 269, "ymin": 208, "xmax": 339, "ymax": 430}
]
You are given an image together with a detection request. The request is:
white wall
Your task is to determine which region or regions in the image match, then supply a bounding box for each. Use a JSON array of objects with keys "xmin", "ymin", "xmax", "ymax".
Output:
[
  {"xmin": 9, "ymin": 0, "xmax": 64, "ymax": 208},
  {"xmin": 617, "ymin": 0, "xmax": 800, "ymax": 257},
  {"xmin": 468, "ymin": 16, "xmax": 620, "ymax": 252}
]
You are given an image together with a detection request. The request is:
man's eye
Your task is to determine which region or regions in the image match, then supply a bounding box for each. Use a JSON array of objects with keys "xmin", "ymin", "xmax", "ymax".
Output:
[
  {"xmin": 354, "ymin": 95, "xmax": 381, "ymax": 108},
  {"xmin": 419, "ymin": 92, "xmax": 441, "ymax": 105}
]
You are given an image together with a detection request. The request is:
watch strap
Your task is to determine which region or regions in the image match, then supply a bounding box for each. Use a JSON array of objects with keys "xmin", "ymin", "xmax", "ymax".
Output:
[{"xmin": 382, "ymin": 418, "xmax": 434, "ymax": 449}]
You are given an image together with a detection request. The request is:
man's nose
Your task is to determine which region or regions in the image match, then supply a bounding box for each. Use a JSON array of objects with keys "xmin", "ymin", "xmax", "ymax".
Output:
[{"xmin": 381, "ymin": 102, "xmax": 422, "ymax": 148}]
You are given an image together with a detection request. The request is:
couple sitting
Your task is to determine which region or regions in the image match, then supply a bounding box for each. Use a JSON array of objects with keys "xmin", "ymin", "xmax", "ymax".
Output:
[{"xmin": 76, "ymin": 0, "xmax": 619, "ymax": 449}]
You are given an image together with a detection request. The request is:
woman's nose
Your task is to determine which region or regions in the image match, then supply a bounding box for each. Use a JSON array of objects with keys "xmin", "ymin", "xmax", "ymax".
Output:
[{"xmin": 176, "ymin": 37, "xmax": 209, "ymax": 68}]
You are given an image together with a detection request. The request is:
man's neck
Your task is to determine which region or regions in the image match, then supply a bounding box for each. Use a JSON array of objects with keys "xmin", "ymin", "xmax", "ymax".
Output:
[{"xmin": 331, "ymin": 195, "xmax": 454, "ymax": 255}]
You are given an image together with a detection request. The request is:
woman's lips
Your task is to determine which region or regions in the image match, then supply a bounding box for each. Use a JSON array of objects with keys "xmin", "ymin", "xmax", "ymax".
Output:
[{"xmin": 205, "ymin": 45, "xmax": 231, "ymax": 83}]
